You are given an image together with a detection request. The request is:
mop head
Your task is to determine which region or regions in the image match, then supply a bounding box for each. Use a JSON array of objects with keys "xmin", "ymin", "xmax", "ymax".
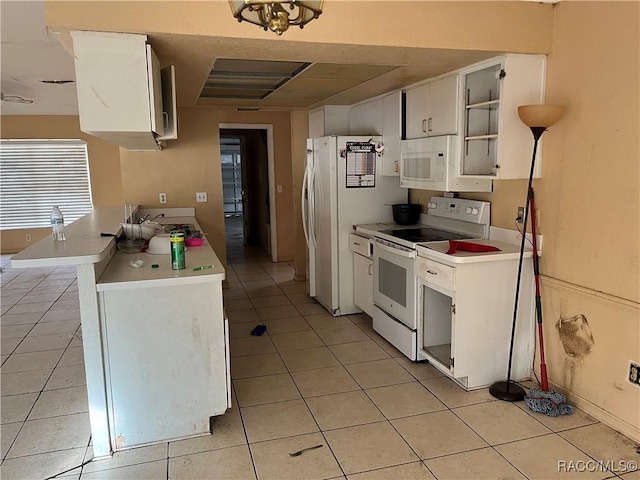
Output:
[{"xmin": 525, "ymin": 389, "xmax": 574, "ymax": 417}]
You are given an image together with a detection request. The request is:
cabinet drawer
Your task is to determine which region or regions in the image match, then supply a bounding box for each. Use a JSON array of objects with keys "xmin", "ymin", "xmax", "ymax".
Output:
[
  {"xmin": 417, "ymin": 257, "xmax": 455, "ymax": 290},
  {"xmin": 349, "ymin": 234, "xmax": 372, "ymax": 257}
]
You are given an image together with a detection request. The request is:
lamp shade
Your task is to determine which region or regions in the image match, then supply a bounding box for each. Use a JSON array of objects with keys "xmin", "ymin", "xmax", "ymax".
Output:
[{"xmin": 518, "ymin": 105, "xmax": 565, "ymax": 128}]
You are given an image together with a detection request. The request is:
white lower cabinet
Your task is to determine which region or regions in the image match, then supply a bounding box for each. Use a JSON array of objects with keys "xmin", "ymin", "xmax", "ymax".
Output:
[
  {"xmin": 417, "ymin": 255, "xmax": 533, "ymax": 390},
  {"xmin": 350, "ymin": 234, "xmax": 373, "ymax": 317},
  {"xmin": 99, "ymin": 281, "xmax": 229, "ymax": 450},
  {"xmin": 353, "ymin": 253, "xmax": 373, "ymax": 317}
]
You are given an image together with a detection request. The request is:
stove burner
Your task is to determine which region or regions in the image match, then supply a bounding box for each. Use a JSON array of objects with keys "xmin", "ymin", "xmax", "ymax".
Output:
[{"xmin": 380, "ymin": 227, "xmax": 473, "ymax": 243}]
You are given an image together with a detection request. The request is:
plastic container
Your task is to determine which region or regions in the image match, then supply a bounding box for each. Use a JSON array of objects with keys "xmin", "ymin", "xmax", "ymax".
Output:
[
  {"xmin": 185, "ymin": 237, "xmax": 204, "ymax": 247},
  {"xmin": 51, "ymin": 206, "xmax": 66, "ymax": 241},
  {"xmin": 170, "ymin": 232, "xmax": 186, "ymax": 270}
]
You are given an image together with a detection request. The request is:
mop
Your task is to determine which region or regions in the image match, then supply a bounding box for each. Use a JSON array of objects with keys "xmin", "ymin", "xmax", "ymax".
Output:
[{"xmin": 523, "ymin": 188, "xmax": 574, "ymax": 417}]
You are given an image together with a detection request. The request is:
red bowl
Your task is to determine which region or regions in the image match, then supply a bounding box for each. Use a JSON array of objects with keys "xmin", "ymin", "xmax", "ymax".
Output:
[{"xmin": 185, "ymin": 237, "xmax": 204, "ymax": 247}]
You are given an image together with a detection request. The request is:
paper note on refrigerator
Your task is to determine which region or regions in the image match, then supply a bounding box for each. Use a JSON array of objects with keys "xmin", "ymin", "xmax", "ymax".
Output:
[{"xmin": 345, "ymin": 142, "xmax": 376, "ymax": 187}]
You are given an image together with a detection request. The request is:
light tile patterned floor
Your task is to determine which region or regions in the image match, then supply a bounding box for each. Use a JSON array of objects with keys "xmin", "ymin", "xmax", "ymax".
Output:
[{"xmin": 1, "ymin": 231, "xmax": 639, "ymax": 479}]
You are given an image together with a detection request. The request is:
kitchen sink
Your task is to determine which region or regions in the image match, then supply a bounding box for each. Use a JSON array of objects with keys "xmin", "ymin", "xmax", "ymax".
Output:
[{"xmin": 161, "ymin": 224, "xmax": 196, "ymax": 235}]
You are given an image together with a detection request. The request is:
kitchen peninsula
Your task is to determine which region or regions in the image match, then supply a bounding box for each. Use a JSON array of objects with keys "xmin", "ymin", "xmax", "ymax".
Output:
[{"xmin": 10, "ymin": 206, "xmax": 230, "ymax": 458}]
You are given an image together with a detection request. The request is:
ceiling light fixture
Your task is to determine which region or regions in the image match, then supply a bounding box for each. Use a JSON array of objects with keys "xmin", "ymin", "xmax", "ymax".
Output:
[
  {"xmin": 229, "ymin": 0, "xmax": 323, "ymax": 36},
  {"xmin": 40, "ymin": 80, "xmax": 75, "ymax": 85},
  {"xmin": 0, "ymin": 92, "xmax": 33, "ymax": 104}
]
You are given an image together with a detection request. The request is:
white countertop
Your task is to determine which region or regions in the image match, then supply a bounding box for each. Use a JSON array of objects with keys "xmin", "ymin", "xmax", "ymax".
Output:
[
  {"xmin": 416, "ymin": 239, "xmax": 533, "ymax": 264},
  {"xmin": 97, "ymin": 216, "xmax": 225, "ymax": 291},
  {"xmin": 10, "ymin": 206, "xmax": 132, "ymax": 268}
]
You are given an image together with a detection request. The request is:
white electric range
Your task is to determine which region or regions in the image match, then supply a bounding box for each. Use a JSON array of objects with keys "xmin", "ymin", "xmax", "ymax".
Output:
[{"xmin": 355, "ymin": 197, "xmax": 491, "ymax": 361}]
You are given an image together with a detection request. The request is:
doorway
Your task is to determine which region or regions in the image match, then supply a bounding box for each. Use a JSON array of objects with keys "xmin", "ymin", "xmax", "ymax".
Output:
[{"xmin": 219, "ymin": 126, "xmax": 276, "ymax": 260}]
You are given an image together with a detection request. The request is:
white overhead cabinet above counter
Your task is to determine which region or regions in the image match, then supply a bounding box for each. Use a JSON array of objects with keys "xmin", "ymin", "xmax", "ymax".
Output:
[
  {"xmin": 404, "ymin": 75, "xmax": 459, "ymax": 140},
  {"xmin": 71, "ymin": 31, "xmax": 177, "ymax": 151},
  {"xmin": 460, "ymin": 55, "xmax": 546, "ymax": 179}
]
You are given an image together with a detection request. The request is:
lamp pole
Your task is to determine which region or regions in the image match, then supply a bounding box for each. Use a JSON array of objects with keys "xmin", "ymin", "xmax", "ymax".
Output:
[{"xmin": 489, "ymin": 105, "xmax": 564, "ymax": 402}]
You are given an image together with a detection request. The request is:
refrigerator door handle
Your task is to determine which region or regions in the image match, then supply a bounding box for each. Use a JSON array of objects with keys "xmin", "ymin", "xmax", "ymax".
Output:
[
  {"xmin": 301, "ymin": 166, "xmax": 310, "ymax": 246},
  {"xmin": 308, "ymin": 168, "xmax": 317, "ymax": 248}
]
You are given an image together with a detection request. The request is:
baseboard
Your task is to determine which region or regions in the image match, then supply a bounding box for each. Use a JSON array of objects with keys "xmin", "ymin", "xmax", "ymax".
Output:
[{"xmin": 548, "ymin": 378, "xmax": 640, "ymax": 442}]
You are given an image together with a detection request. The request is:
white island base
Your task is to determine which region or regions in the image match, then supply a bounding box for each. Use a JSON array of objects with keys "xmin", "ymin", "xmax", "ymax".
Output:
[{"xmin": 11, "ymin": 207, "xmax": 230, "ymax": 458}]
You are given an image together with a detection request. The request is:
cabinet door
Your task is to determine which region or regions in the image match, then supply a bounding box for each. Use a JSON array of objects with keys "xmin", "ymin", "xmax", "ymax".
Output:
[
  {"xmin": 350, "ymin": 100, "xmax": 382, "ymax": 136},
  {"xmin": 404, "ymin": 84, "xmax": 430, "ymax": 139},
  {"xmin": 101, "ymin": 283, "xmax": 228, "ymax": 449},
  {"xmin": 428, "ymin": 75, "xmax": 459, "ymax": 136},
  {"xmin": 381, "ymin": 92, "xmax": 401, "ymax": 176},
  {"xmin": 460, "ymin": 55, "xmax": 546, "ymax": 179},
  {"xmin": 353, "ymin": 254, "xmax": 373, "ymax": 317}
]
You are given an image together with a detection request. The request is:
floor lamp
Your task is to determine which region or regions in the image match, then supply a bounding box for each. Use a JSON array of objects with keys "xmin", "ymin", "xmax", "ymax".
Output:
[{"xmin": 489, "ymin": 104, "xmax": 565, "ymax": 402}]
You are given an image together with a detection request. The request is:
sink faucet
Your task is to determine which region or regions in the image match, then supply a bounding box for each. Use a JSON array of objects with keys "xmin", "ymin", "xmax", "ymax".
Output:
[{"xmin": 137, "ymin": 213, "xmax": 164, "ymax": 224}]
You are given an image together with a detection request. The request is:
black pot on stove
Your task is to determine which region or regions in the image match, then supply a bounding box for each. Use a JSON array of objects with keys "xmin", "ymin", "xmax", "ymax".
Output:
[{"xmin": 392, "ymin": 204, "xmax": 421, "ymax": 225}]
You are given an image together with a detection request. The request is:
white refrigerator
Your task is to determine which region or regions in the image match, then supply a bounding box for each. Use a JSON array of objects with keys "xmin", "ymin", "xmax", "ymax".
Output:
[{"xmin": 302, "ymin": 135, "xmax": 407, "ymax": 316}]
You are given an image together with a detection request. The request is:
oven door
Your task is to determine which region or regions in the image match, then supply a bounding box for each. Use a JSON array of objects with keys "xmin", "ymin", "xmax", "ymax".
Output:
[{"xmin": 372, "ymin": 239, "xmax": 417, "ymax": 329}]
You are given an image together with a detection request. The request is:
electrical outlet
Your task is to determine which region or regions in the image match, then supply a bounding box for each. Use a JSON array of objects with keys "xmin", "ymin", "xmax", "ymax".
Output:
[
  {"xmin": 159, "ymin": 193, "xmax": 167, "ymax": 204},
  {"xmin": 25, "ymin": 234, "xmax": 31, "ymax": 242},
  {"xmin": 196, "ymin": 192, "xmax": 208, "ymax": 203},
  {"xmin": 516, "ymin": 207, "xmax": 524, "ymax": 224},
  {"xmin": 628, "ymin": 360, "xmax": 640, "ymax": 387}
]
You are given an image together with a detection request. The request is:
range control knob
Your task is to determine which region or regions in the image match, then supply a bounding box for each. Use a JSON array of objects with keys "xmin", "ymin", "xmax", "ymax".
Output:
[
  {"xmin": 472, "ymin": 208, "xmax": 480, "ymax": 215},
  {"xmin": 427, "ymin": 202, "xmax": 437, "ymax": 209}
]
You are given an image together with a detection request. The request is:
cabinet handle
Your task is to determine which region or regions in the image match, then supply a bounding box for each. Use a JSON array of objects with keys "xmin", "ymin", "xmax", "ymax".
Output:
[
  {"xmin": 394, "ymin": 160, "xmax": 399, "ymax": 172},
  {"xmin": 354, "ymin": 242, "xmax": 361, "ymax": 246},
  {"xmin": 427, "ymin": 117, "xmax": 433, "ymax": 132},
  {"xmin": 422, "ymin": 119, "xmax": 427, "ymax": 132},
  {"xmin": 368, "ymin": 264, "xmax": 373, "ymax": 275},
  {"xmin": 426, "ymin": 269, "xmax": 438, "ymax": 275}
]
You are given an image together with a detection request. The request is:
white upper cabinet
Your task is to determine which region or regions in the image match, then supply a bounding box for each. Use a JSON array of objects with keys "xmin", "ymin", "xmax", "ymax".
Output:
[
  {"xmin": 404, "ymin": 75, "xmax": 459, "ymax": 139},
  {"xmin": 71, "ymin": 31, "xmax": 177, "ymax": 151},
  {"xmin": 380, "ymin": 91, "xmax": 402, "ymax": 176},
  {"xmin": 349, "ymin": 91, "xmax": 402, "ymax": 177},
  {"xmin": 349, "ymin": 99, "xmax": 382, "ymax": 136},
  {"xmin": 460, "ymin": 54, "xmax": 546, "ymax": 179},
  {"xmin": 308, "ymin": 106, "xmax": 350, "ymax": 138}
]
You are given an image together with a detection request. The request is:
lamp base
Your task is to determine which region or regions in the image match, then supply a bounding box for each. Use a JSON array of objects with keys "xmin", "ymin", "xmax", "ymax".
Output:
[{"xmin": 489, "ymin": 381, "xmax": 526, "ymax": 402}]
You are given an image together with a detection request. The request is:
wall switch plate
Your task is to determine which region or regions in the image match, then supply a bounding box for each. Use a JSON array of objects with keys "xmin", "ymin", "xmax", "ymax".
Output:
[
  {"xmin": 25, "ymin": 234, "xmax": 31, "ymax": 242},
  {"xmin": 159, "ymin": 193, "xmax": 167, "ymax": 204},
  {"xmin": 516, "ymin": 207, "xmax": 524, "ymax": 224},
  {"xmin": 196, "ymin": 192, "xmax": 208, "ymax": 203},
  {"xmin": 628, "ymin": 360, "xmax": 640, "ymax": 387},
  {"xmin": 276, "ymin": 185, "xmax": 283, "ymax": 194}
]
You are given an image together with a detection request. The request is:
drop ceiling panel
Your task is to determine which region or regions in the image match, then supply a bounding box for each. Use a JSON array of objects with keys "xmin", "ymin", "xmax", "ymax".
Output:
[
  {"xmin": 280, "ymin": 77, "xmax": 366, "ymax": 91},
  {"xmin": 297, "ymin": 63, "xmax": 398, "ymax": 79}
]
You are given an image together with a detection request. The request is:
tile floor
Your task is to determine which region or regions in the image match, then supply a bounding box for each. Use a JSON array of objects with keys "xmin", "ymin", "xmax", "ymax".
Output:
[{"xmin": 1, "ymin": 232, "xmax": 639, "ymax": 480}]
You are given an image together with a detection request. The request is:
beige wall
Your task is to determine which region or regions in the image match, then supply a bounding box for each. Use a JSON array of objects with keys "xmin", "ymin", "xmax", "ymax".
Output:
[
  {"xmin": 118, "ymin": 108, "xmax": 296, "ymax": 267},
  {"xmin": 0, "ymin": 116, "xmax": 122, "ymax": 253},
  {"xmin": 410, "ymin": 2, "xmax": 640, "ymax": 440}
]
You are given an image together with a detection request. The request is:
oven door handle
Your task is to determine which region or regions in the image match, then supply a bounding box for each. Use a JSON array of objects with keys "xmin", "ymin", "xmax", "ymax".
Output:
[{"xmin": 374, "ymin": 241, "xmax": 417, "ymax": 258}]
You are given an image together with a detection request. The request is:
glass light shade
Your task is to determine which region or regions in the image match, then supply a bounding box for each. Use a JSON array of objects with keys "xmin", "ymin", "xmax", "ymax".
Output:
[
  {"xmin": 518, "ymin": 105, "xmax": 565, "ymax": 128},
  {"xmin": 229, "ymin": 0, "xmax": 323, "ymax": 35}
]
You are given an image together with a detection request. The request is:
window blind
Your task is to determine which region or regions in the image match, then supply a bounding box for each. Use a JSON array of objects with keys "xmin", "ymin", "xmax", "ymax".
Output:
[{"xmin": 0, "ymin": 139, "xmax": 93, "ymax": 230}]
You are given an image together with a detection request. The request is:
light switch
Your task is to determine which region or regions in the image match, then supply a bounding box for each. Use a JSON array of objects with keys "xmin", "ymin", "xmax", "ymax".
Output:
[
  {"xmin": 196, "ymin": 192, "xmax": 208, "ymax": 203},
  {"xmin": 277, "ymin": 185, "xmax": 283, "ymax": 193}
]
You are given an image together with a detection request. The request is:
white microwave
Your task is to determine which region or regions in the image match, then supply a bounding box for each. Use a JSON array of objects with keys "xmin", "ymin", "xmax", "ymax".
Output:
[
  {"xmin": 399, "ymin": 136, "xmax": 492, "ymax": 193},
  {"xmin": 399, "ymin": 136, "xmax": 453, "ymax": 190}
]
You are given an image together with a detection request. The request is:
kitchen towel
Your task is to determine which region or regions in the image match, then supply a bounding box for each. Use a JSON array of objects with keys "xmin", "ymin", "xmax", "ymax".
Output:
[{"xmin": 446, "ymin": 240, "xmax": 501, "ymax": 255}]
